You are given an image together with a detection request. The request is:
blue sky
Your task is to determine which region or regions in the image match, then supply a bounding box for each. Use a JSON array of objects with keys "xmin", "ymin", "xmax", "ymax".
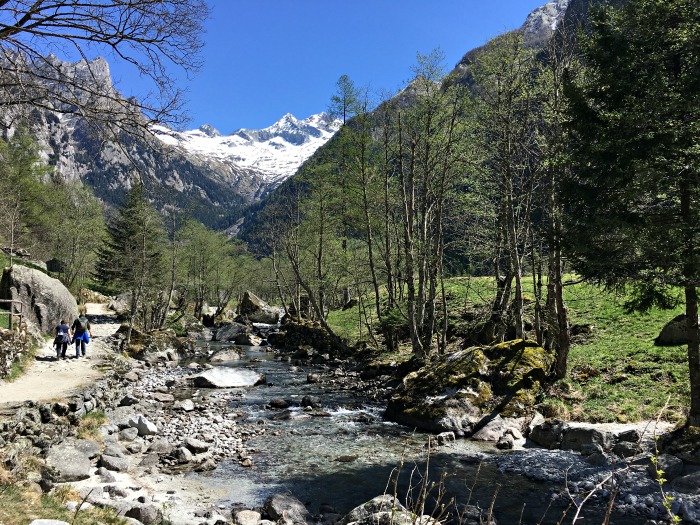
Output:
[{"xmin": 111, "ymin": 0, "xmax": 548, "ymax": 133}]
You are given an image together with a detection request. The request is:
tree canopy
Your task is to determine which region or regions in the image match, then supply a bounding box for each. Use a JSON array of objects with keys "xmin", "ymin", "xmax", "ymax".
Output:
[{"xmin": 563, "ymin": 0, "xmax": 700, "ymax": 424}]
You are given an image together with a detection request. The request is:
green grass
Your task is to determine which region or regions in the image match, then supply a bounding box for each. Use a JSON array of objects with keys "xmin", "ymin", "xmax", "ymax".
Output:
[
  {"xmin": 0, "ymin": 484, "xmax": 128, "ymax": 525},
  {"xmin": 326, "ymin": 276, "xmax": 690, "ymax": 423},
  {"xmin": 4, "ymin": 346, "xmax": 37, "ymax": 382}
]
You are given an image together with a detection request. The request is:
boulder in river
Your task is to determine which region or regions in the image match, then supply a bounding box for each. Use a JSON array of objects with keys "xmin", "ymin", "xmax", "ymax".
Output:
[
  {"xmin": 237, "ymin": 291, "xmax": 283, "ymax": 324},
  {"xmin": 385, "ymin": 339, "xmax": 552, "ymax": 439},
  {"xmin": 190, "ymin": 367, "xmax": 266, "ymax": 388},
  {"xmin": 214, "ymin": 322, "xmax": 250, "ymax": 342}
]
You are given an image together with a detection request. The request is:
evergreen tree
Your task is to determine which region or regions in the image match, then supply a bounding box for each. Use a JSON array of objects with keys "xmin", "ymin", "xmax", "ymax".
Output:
[
  {"xmin": 95, "ymin": 184, "xmax": 167, "ymax": 344},
  {"xmin": 0, "ymin": 128, "xmax": 51, "ymax": 263},
  {"xmin": 563, "ymin": 0, "xmax": 700, "ymax": 424}
]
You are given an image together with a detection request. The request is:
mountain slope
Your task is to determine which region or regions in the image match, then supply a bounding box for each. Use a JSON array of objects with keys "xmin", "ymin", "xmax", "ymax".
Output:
[
  {"xmin": 4, "ymin": 56, "xmax": 339, "ymax": 229},
  {"xmin": 237, "ymin": 0, "xmax": 577, "ymax": 246}
]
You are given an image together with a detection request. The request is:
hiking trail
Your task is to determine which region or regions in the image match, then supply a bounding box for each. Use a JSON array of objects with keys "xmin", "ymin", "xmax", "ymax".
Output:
[{"xmin": 0, "ymin": 302, "xmax": 120, "ymax": 411}]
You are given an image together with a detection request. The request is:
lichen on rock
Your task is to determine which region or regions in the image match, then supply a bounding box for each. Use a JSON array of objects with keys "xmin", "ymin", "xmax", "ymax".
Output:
[{"xmin": 385, "ymin": 339, "xmax": 554, "ymax": 439}]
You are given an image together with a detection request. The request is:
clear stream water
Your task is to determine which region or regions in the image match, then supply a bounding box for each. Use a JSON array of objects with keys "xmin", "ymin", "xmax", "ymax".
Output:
[{"xmin": 178, "ymin": 345, "xmax": 645, "ymax": 525}]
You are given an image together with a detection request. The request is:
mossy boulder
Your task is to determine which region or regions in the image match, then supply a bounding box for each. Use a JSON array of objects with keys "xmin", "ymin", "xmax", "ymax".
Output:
[
  {"xmin": 385, "ymin": 339, "xmax": 553, "ymax": 438},
  {"xmin": 117, "ymin": 325, "xmax": 196, "ymax": 363}
]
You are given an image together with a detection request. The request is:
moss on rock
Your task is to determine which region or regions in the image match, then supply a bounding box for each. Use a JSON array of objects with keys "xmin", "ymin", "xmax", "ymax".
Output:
[{"xmin": 386, "ymin": 339, "xmax": 554, "ymax": 436}]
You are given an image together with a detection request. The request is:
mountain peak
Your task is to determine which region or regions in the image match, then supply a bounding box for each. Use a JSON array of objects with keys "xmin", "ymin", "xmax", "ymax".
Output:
[
  {"xmin": 521, "ymin": 0, "xmax": 570, "ymax": 45},
  {"xmin": 198, "ymin": 124, "xmax": 221, "ymax": 137},
  {"xmin": 155, "ymin": 112, "xmax": 341, "ymax": 184}
]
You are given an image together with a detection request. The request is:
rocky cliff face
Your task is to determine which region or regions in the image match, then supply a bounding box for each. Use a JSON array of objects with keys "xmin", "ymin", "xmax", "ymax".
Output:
[{"xmin": 4, "ymin": 56, "xmax": 338, "ymax": 229}]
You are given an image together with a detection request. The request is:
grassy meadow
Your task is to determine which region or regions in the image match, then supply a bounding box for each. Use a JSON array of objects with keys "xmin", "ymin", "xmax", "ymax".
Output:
[{"xmin": 327, "ymin": 276, "xmax": 689, "ymax": 424}]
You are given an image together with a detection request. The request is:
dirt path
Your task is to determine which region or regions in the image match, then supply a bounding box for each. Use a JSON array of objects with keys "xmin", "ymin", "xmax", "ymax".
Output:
[{"xmin": 0, "ymin": 302, "xmax": 120, "ymax": 410}]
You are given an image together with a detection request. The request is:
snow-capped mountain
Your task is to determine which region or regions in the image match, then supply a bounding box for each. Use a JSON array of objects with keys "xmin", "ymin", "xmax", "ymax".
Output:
[{"xmin": 153, "ymin": 112, "xmax": 341, "ymax": 184}]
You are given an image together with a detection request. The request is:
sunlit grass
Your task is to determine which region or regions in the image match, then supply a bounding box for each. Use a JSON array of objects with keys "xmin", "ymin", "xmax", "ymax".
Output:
[{"xmin": 327, "ymin": 276, "xmax": 690, "ymax": 423}]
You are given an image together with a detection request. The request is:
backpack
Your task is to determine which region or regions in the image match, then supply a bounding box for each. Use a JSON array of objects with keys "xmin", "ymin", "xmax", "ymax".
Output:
[{"xmin": 76, "ymin": 317, "xmax": 88, "ymax": 332}]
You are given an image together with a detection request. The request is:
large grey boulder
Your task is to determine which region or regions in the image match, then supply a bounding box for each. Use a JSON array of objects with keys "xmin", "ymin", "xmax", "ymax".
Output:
[
  {"xmin": 385, "ymin": 341, "xmax": 553, "ymax": 438},
  {"xmin": 214, "ymin": 322, "xmax": 250, "ymax": 342},
  {"xmin": 45, "ymin": 442, "xmax": 92, "ymax": 482},
  {"xmin": 655, "ymin": 314, "xmax": 700, "ymax": 346},
  {"xmin": 237, "ymin": 291, "xmax": 283, "ymax": 324},
  {"xmin": 0, "ymin": 264, "xmax": 78, "ymax": 334},
  {"xmin": 190, "ymin": 367, "xmax": 266, "ymax": 388}
]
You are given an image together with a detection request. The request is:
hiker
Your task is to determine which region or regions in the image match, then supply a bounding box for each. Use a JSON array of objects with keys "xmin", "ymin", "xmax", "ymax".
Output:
[
  {"xmin": 53, "ymin": 320, "xmax": 71, "ymax": 360},
  {"xmin": 71, "ymin": 308, "xmax": 93, "ymax": 358}
]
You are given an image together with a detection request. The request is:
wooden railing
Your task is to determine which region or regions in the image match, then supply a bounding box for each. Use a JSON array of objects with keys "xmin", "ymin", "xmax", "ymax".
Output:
[{"xmin": 0, "ymin": 299, "xmax": 24, "ymax": 330}]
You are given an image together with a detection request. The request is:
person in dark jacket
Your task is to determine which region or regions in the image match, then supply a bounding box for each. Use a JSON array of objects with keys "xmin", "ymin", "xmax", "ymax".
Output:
[
  {"xmin": 71, "ymin": 309, "xmax": 93, "ymax": 358},
  {"xmin": 53, "ymin": 320, "xmax": 71, "ymax": 360}
]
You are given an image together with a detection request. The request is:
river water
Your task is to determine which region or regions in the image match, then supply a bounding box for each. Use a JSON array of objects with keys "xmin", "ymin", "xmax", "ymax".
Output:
[{"xmin": 178, "ymin": 344, "xmax": 653, "ymax": 525}]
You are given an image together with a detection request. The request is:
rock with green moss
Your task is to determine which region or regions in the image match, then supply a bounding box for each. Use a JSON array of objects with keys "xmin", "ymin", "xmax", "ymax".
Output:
[
  {"xmin": 116, "ymin": 325, "xmax": 196, "ymax": 363},
  {"xmin": 385, "ymin": 339, "xmax": 553, "ymax": 440}
]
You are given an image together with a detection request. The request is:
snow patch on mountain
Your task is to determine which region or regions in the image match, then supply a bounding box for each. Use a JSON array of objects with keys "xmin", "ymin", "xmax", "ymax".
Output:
[{"xmin": 153, "ymin": 112, "xmax": 341, "ymax": 183}]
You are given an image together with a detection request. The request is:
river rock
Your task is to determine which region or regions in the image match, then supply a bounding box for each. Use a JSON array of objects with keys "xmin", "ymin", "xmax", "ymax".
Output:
[
  {"xmin": 561, "ymin": 425, "xmax": 614, "ymax": 452},
  {"xmin": 125, "ymin": 503, "xmax": 162, "ymax": 525},
  {"xmin": 238, "ymin": 291, "xmax": 283, "ymax": 324},
  {"xmin": 265, "ymin": 493, "xmax": 310, "ymax": 524},
  {"xmin": 119, "ymin": 427, "xmax": 139, "ymax": 442},
  {"xmin": 671, "ymin": 471, "xmax": 700, "ymax": 494},
  {"xmin": 214, "ymin": 322, "xmax": 250, "ymax": 342},
  {"xmin": 471, "ymin": 415, "xmax": 525, "ymax": 443},
  {"xmin": 0, "ymin": 264, "xmax": 78, "ymax": 334},
  {"xmin": 235, "ymin": 333, "xmax": 263, "ymax": 346},
  {"xmin": 529, "ymin": 419, "xmax": 567, "ymax": 449},
  {"xmin": 103, "ymin": 443, "xmax": 128, "ymax": 458},
  {"xmin": 45, "ymin": 442, "xmax": 92, "ymax": 482},
  {"xmin": 647, "ymin": 453, "xmax": 684, "ymax": 481},
  {"xmin": 184, "ymin": 437, "xmax": 209, "ymax": 453},
  {"xmin": 233, "ymin": 509, "xmax": 262, "ymax": 525},
  {"xmin": 128, "ymin": 415, "xmax": 158, "ymax": 436},
  {"xmin": 148, "ymin": 438, "xmax": 174, "ymax": 454},
  {"xmin": 100, "ymin": 454, "xmax": 130, "ymax": 472},
  {"xmin": 385, "ymin": 340, "xmax": 553, "ymax": 437},
  {"xmin": 338, "ymin": 495, "xmax": 405, "ymax": 525},
  {"xmin": 211, "ymin": 347, "xmax": 243, "ymax": 361},
  {"xmin": 152, "ymin": 392, "xmax": 175, "ymax": 403},
  {"xmin": 190, "ymin": 367, "xmax": 266, "ymax": 388},
  {"xmin": 174, "ymin": 398, "xmax": 195, "ymax": 411},
  {"xmin": 175, "ymin": 446, "xmax": 193, "ymax": 463}
]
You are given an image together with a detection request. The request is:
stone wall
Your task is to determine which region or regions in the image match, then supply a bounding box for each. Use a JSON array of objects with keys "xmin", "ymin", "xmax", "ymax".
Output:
[
  {"xmin": 0, "ymin": 324, "xmax": 31, "ymax": 377},
  {"xmin": 0, "ymin": 375, "xmax": 123, "ymax": 454}
]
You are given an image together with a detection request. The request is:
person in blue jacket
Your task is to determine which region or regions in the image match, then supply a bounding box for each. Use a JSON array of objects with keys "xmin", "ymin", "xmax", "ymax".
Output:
[{"xmin": 71, "ymin": 308, "xmax": 93, "ymax": 358}]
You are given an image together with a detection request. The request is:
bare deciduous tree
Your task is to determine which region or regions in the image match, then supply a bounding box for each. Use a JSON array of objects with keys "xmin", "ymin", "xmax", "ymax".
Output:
[{"xmin": 0, "ymin": 0, "xmax": 208, "ymax": 132}]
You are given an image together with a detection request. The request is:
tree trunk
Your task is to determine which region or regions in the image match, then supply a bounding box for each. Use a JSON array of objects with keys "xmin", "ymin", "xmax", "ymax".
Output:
[{"xmin": 685, "ymin": 285, "xmax": 700, "ymax": 426}]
